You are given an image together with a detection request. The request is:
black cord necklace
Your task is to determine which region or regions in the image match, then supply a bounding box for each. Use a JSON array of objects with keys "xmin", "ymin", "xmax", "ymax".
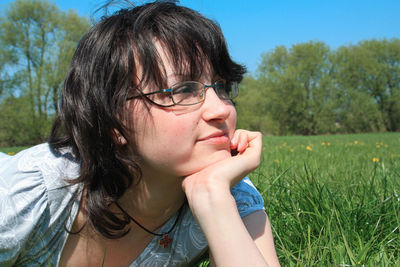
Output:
[{"xmin": 115, "ymin": 202, "xmax": 185, "ymax": 248}]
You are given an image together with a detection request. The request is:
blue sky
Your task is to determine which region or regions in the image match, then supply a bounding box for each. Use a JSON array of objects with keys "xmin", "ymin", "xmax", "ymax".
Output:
[{"xmin": 1, "ymin": 0, "xmax": 399, "ymax": 74}]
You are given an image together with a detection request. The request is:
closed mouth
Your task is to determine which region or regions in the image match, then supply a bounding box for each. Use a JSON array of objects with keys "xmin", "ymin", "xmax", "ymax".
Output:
[{"xmin": 198, "ymin": 131, "xmax": 230, "ymax": 144}]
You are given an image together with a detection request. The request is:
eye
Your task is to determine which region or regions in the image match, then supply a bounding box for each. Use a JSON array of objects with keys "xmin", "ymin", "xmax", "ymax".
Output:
[
  {"xmin": 150, "ymin": 89, "xmax": 173, "ymax": 105},
  {"xmin": 175, "ymin": 84, "xmax": 194, "ymax": 94},
  {"xmin": 171, "ymin": 82, "xmax": 200, "ymax": 105}
]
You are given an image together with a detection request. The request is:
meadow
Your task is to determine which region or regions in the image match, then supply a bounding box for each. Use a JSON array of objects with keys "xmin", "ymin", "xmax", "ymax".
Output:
[
  {"xmin": 251, "ymin": 132, "xmax": 400, "ymax": 266},
  {"xmin": 1, "ymin": 133, "xmax": 399, "ymax": 266}
]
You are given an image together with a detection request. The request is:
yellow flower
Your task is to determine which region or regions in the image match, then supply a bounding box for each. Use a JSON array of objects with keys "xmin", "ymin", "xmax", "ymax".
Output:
[
  {"xmin": 321, "ymin": 142, "xmax": 326, "ymax": 145},
  {"xmin": 327, "ymin": 142, "xmax": 331, "ymax": 146},
  {"xmin": 373, "ymin": 157, "xmax": 379, "ymax": 163},
  {"xmin": 274, "ymin": 159, "xmax": 279, "ymax": 164},
  {"xmin": 354, "ymin": 141, "xmax": 358, "ymax": 144},
  {"xmin": 376, "ymin": 145, "xmax": 380, "ymax": 148},
  {"xmin": 306, "ymin": 146, "xmax": 312, "ymax": 151},
  {"xmin": 7, "ymin": 152, "xmax": 15, "ymax": 156},
  {"xmin": 289, "ymin": 148, "xmax": 294, "ymax": 152}
]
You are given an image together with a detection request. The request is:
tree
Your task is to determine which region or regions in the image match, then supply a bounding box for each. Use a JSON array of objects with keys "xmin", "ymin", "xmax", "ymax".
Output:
[
  {"xmin": 333, "ymin": 40, "xmax": 400, "ymax": 132},
  {"xmin": 258, "ymin": 42, "xmax": 336, "ymax": 135},
  {"xmin": 236, "ymin": 75, "xmax": 279, "ymax": 135},
  {"xmin": 360, "ymin": 39, "xmax": 400, "ymax": 131},
  {"xmin": 0, "ymin": 96, "xmax": 39, "ymax": 146},
  {"xmin": 0, "ymin": 0, "xmax": 90, "ymax": 144}
]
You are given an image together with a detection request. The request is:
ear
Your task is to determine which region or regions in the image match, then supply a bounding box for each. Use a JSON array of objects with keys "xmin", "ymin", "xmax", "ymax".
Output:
[{"xmin": 113, "ymin": 129, "xmax": 127, "ymax": 145}]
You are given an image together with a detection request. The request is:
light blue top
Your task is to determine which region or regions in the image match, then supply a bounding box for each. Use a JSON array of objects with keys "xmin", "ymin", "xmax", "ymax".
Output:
[{"xmin": 0, "ymin": 144, "xmax": 264, "ymax": 266}]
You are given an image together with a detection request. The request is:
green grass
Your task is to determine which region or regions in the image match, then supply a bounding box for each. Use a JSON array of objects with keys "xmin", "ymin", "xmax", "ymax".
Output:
[
  {"xmin": 2, "ymin": 133, "xmax": 399, "ymax": 266},
  {"xmin": 250, "ymin": 132, "xmax": 400, "ymax": 266},
  {"xmin": 0, "ymin": 146, "xmax": 27, "ymax": 155}
]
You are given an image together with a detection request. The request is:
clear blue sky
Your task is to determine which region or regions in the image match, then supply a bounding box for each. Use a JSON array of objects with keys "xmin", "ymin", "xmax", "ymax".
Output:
[{"xmin": 1, "ymin": 0, "xmax": 399, "ymax": 74}]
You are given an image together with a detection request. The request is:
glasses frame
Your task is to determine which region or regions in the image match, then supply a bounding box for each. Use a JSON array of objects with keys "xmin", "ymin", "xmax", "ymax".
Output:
[{"xmin": 127, "ymin": 79, "xmax": 238, "ymax": 107}]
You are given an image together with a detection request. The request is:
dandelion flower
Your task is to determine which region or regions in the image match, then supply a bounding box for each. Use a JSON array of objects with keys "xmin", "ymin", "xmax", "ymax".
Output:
[
  {"xmin": 327, "ymin": 142, "xmax": 331, "ymax": 146},
  {"xmin": 321, "ymin": 142, "xmax": 326, "ymax": 145},
  {"xmin": 354, "ymin": 141, "xmax": 358, "ymax": 144},
  {"xmin": 373, "ymin": 157, "xmax": 379, "ymax": 163},
  {"xmin": 306, "ymin": 146, "xmax": 312, "ymax": 151},
  {"xmin": 7, "ymin": 152, "xmax": 15, "ymax": 156}
]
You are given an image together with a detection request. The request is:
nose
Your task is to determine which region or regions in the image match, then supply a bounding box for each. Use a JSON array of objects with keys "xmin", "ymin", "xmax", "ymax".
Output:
[{"xmin": 201, "ymin": 87, "xmax": 232, "ymax": 122}]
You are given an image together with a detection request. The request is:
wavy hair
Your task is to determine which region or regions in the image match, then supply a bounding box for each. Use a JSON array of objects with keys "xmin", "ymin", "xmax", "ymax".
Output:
[{"xmin": 49, "ymin": 1, "xmax": 246, "ymax": 238}]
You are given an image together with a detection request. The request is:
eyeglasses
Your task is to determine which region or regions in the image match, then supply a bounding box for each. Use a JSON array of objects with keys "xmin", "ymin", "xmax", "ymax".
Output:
[{"xmin": 127, "ymin": 79, "xmax": 238, "ymax": 107}]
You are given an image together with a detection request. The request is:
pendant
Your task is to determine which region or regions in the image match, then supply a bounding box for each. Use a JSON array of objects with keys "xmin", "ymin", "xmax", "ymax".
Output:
[{"xmin": 159, "ymin": 234, "xmax": 173, "ymax": 248}]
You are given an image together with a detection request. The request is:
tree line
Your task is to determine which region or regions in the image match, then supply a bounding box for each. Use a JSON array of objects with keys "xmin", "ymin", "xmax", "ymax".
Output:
[
  {"xmin": 0, "ymin": 0, "xmax": 90, "ymax": 146},
  {"xmin": 1, "ymin": 0, "xmax": 399, "ymax": 146},
  {"xmin": 236, "ymin": 39, "xmax": 400, "ymax": 135}
]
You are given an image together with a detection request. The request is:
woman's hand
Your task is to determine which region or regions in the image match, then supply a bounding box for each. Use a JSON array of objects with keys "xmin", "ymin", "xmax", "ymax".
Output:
[
  {"xmin": 182, "ymin": 129, "xmax": 262, "ymax": 207},
  {"xmin": 181, "ymin": 130, "xmax": 270, "ymax": 267}
]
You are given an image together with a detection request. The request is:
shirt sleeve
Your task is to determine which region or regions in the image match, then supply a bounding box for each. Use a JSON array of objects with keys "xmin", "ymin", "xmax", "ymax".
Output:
[
  {"xmin": 0, "ymin": 152, "xmax": 49, "ymax": 266},
  {"xmin": 0, "ymin": 144, "xmax": 82, "ymax": 266},
  {"xmin": 231, "ymin": 176, "xmax": 265, "ymax": 218}
]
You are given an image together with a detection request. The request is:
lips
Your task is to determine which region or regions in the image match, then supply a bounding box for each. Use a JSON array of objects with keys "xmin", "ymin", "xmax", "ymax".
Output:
[{"xmin": 198, "ymin": 131, "xmax": 230, "ymax": 144}]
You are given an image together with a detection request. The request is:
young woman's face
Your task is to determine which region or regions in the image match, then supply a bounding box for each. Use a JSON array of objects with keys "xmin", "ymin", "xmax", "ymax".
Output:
[{"xmin": 127, "ymin": 45, "xmax": 237, "ymax": 177}]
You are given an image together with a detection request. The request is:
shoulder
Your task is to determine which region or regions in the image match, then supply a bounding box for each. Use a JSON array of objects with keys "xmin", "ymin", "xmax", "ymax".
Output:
[
  {"xmin": 0, "ymin": 144, "xmax": 82, "ymax": 266},
  {"xmin": 231, "ymin": 176, "xmax": 265, "ymax": 218}
]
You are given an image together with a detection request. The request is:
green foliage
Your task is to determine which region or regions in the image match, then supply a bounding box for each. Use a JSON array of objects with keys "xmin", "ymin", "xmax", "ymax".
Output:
[
  {"xmin": 0, "ymin": 96, "xmax": 52, "ymax": 146},
  {"xmin": 0, "ymin": 146, "xmax": 27, "ymax": 154},
  {"xmin": 250, "ymin": 39, "xmax": 400, "ymax": 135},
  {"xmin": 334, "ymin": 39, "xmax": 400, "ymax": 132},
  {"xmin": 250, "ymin": 133, "xmax": 400, "ymax": 266},
  {"xmin": 257, "ymin": 42, "xmax": 336, "ymax": 135},
  {"xmin": 236, "ymin": 75, "xmax": 279, "ymax": 135},
  {"xmin": 0, "ymin": 0, "xmax": 90, "ymax": 145}
]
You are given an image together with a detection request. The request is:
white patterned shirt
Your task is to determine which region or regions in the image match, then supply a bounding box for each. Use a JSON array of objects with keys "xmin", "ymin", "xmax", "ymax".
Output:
[{"xmin": 0, "ymin": 144, "xmax": 264, "ymax": 266}]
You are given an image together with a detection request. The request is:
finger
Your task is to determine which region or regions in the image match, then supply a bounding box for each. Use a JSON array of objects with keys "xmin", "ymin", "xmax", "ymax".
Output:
[
  {"xmin": 227, "ymin": 131, "xmax": 263, "ymax": 186},
  {"xmin": 230, "ymin": 130, "xmax": 240, "ymax": 149},
  {"xmin": 237, "ymin": 131, "xmax": 248, "ymax": 153},
  {"xmin": 246, "ymin": 131, "xmax": 262, "ymax": 151}
]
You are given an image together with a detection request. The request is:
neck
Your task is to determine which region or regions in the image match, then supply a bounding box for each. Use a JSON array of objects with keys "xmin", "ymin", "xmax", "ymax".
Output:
[{"xmin": 117, "ymin": 164, "xmax": 186, "ymax": 224}]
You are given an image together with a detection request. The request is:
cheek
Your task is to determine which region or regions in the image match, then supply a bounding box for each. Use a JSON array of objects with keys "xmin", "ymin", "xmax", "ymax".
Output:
[
  {"xmin": 134, "ymin": 110, "xmax": 198, "ymax": 169},
  {"xmin": 230, "ymin": 106, "xmax": 237, "ymax": 130}
]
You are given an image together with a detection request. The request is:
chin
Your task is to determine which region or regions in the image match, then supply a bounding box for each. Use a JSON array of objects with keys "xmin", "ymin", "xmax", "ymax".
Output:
[{"xmin": 178, "ymin": 149, "xmax": 232, "ymax": 176}]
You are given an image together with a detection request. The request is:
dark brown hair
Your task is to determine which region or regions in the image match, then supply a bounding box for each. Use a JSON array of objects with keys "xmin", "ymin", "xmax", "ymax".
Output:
[{"xmin": 49, "ymin": 1, "xmax": 246, "ymax": 238}]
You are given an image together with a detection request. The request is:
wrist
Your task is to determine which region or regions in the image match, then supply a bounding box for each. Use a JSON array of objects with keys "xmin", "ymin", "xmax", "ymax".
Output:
[{"xmin": 188, "ymin": 188, "xmax": 236, "ymax": 223}]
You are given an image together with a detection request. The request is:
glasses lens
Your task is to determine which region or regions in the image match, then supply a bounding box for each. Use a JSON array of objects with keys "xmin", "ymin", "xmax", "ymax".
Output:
[
  {"xmin": 149, "ymin": 89, "xmax": 174, "ymax": 106},
  {"xmin": 214, "ymin": 80, "xmax": 238, "ymax": 100},
  {"xmin": 228, "ymin": 81, "xmax": 239, "ymax": 99},
  {"xmin": 172, "ymin": 81, "xmax": 204, "ymax": 105}
]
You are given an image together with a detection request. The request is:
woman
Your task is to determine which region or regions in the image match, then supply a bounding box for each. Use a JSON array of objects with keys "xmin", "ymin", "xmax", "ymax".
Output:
[{"xmin": 0, "ymin": 2, "xmax": 280, "ymax": 266}]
